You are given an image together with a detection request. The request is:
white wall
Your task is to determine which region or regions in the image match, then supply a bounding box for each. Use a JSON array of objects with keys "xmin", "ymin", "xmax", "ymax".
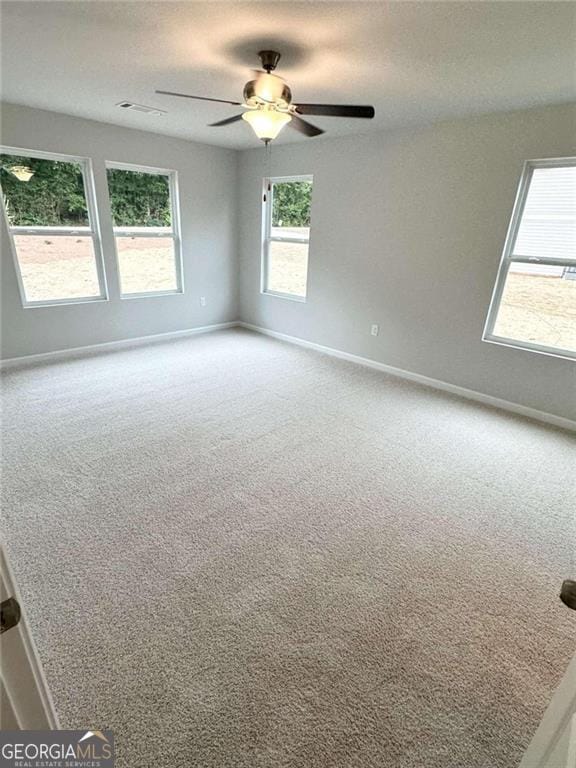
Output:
[
  {"xmin": 1, "ymin": 104, "xmax": 238, "ymax": 359},
  {"xmin": 2, "ymin": 102, "xmax": 574, "ymax": 421},
  {"xmin": 238, "ymin": 104, "xmax": 576, "ymax": 422}
]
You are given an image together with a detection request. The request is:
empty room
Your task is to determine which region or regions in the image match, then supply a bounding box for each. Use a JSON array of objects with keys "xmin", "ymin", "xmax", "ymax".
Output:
[{"xmin": 0, "ymin": 2, "xmax": 575, "ymax": 766}]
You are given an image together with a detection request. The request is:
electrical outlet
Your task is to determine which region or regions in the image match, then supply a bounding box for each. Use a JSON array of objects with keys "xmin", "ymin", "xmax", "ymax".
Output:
[
  {"xmin": 371, "ymin": 324, "xmax": 379, "ymax": 337},
  {"xmin": 200, "ymin": 296, "xmax": 206, "ymax": 307}
]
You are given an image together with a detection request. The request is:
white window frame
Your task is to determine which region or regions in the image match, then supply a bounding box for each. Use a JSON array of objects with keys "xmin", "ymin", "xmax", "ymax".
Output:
[
  {"xmin": 106, "ymin": 161, "xmax": 183, "ymax": 299},
  {"xmin": 261, "ymin": 174, "xmax": 313, "ymax": 302},
  {"xmin": 482, "ymin": 157, "xmax": 576, "ymax": 361},
  {"xmin": 1, "ymin": 146, "xmax": 107, "ymax": 308}
]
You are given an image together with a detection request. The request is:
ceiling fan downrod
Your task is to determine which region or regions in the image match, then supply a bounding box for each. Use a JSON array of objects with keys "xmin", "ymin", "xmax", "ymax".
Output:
[{"xmin": 258, "ymin": 50, "xmax": 281, "ymax": 73}]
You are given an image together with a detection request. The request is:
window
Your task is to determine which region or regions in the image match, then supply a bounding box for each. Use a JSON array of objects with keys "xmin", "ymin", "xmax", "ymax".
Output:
[
  {"xmin": 262, "ymin": 175, "xmax": 313, "ymax": 300},
  {"xmin": 0, "ymin": 148, "xmax": 106, "ymax": 306},
  {"xmin": 106, "ymin": 162, "xmax": 182, "ymax": 297},
  {"xmin": 483, "ymin": 159, "xmax": 576, "ymax": 359}
]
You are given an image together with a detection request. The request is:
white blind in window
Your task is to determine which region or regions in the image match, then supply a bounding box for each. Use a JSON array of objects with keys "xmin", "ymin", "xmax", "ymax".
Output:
[{"xmin": 513, "ymin": 165, "xmax": 576, "ymax": 261}]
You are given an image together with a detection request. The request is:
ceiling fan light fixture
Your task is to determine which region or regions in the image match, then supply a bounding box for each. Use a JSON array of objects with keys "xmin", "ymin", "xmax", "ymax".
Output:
[{"xmin": 242, "ymin": 108, "xmax": 291, "ymax": 142}]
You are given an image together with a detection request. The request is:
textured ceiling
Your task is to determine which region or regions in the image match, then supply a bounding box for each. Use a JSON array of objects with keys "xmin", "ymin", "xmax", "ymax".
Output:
[{"xmin": 1, "ymin": 1, "xmax": 574, "ymax": 149}]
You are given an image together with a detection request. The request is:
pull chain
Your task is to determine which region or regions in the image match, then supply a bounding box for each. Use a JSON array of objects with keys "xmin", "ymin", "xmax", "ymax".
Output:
[{"xmin": 263, "ymin": 140, "xmax": 272, "ymax": 202}]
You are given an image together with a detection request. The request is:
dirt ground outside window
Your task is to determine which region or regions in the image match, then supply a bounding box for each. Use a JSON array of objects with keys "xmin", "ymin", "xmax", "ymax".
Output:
[
  {"xmin": 13, "ymin": 234, "xmax": 177, "ymax": 300},
  {"xmin": 11, "ymin": 237, "xmax": 576, "ymax": 354}
]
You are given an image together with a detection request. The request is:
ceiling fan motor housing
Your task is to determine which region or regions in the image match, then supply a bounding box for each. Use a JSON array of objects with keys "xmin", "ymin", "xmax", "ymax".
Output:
[{"xmin": 243, "ymin": 74, "xmax": 292, "ymax": 110}]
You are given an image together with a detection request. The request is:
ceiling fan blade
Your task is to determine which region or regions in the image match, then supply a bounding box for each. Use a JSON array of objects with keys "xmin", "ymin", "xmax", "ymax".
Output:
[
  {"xmin": 288, "ymin": 115, "xmax": 325, "ymax": 138},
  {"xmin": 296, "ymin": 104, "xmax": 375, "ymax": 119},
  {"xmin": 209, "ymin": 114, "xmax": 244, "ymax": 127},
  {"xmin": 155, "ymin": 90, "xmax": 241, "ymax": 106}
]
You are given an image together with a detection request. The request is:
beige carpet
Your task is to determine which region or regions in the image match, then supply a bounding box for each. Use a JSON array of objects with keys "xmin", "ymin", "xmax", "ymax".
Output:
[{"xmin": 1, "ymin": 328, "xmax": 574, "ymax": 767}]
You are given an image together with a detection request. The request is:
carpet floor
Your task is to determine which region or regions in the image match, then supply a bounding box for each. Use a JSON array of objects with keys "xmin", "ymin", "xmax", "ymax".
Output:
[{"xmin": 1, "ymin": 329, "xmax": 574, "ymax": 767}]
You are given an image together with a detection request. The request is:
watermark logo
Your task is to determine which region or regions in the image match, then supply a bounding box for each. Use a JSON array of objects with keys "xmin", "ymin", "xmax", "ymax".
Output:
[{"xmin": 0, "ymin": 729, "xmax": 114, "ymax": 767}]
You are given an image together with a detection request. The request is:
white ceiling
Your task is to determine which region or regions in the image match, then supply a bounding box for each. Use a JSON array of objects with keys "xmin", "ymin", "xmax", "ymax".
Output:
[{"xmin": 1, "ymin": 1, "xmax": 574, "ymax": 149}]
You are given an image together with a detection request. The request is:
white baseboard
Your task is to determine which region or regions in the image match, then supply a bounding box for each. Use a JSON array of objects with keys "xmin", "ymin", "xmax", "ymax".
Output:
[
  {"xmin": 239, "ymin": 322, "xmax": 576, "ymax": 433},
  {"xmin": 0, "ymin": 321, "xmax": 238, "ymax": 370},
  {"xmin": 3, "ymin": 319, "xmax": 574, "ymax": 432}
]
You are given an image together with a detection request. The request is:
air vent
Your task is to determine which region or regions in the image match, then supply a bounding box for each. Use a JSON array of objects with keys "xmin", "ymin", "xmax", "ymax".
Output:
[{"xmin": 116, "ymin": 102, "xmax": 167, "ymax": 116}]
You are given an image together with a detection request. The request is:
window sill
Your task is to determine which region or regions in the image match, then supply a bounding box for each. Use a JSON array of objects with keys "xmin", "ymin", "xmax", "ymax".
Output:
[
  {"xmin": 22, "ymin": 296, "xmax": 108, "ymax": 309},
  {"xmin": 120, "ymin": 289, "xmax": 184, "ymax": 300},
  {"xmin": 482, "ymin": 333, "xmax": 576, "ymax": 362},
  {"xmin": 261, "ymin": 290, "xmax": 307, "ymax": 303}
]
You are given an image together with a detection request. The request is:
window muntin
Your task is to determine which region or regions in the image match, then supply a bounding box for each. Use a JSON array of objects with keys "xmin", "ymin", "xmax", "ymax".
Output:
[
  {"xmin": 106, "ymin": 163, "xmax": 182, "ymax": 297},
  {"xmin": 262, "ymin": 176, "xmax": 313, "ymax": 300},
  {"xmin": 483, "ymin": 159, "xmax": 576, "ymax": 359},
  {"xmin": 0, "ymin": 148, "xmax": 106, "ymax": 306}
]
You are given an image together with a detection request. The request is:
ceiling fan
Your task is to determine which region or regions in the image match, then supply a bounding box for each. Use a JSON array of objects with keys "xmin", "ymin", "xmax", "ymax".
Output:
[{"xmin": 156, "ymin": 50, "xmax": 375, "ymax": 143}]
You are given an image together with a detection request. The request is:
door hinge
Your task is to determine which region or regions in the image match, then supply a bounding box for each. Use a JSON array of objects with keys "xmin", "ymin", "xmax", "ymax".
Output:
[{"xmin": 0, "ymin": 597, "xmax": 21, "ymax": 634}]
